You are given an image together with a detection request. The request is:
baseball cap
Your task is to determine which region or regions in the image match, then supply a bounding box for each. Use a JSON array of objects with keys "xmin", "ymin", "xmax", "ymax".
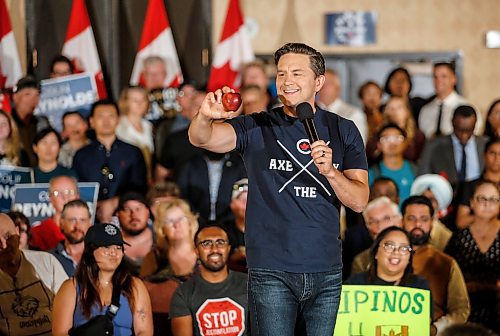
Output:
[
  {"xmin": 232, "ymin": 178, "xmax": 248, "ymax": 200},
  {"xmin": 13, "ymin": 76, "xmax": 40, "ymax": 93},
  {"xmin": 117, "ymin": 191, "xmax": 149, "ymax": 211},
  {"xmin": 84, "ymin": 223, "xmax": 130, "ymax": 247}
]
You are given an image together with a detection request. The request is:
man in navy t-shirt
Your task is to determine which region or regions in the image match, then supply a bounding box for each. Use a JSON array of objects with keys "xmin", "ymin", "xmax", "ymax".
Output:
[{"xmin": 188, "ymin": 43, "xmax": 369, "ymax": 335}]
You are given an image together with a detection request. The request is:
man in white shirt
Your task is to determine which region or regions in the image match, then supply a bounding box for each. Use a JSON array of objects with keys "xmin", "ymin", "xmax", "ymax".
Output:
[
  {"xmin": 317, "ymin": 69, "xmax": 368, "ymax": 143},
  {"xmin": 419, "ymin": 62, "xmax": 482, "ymax": 138}
]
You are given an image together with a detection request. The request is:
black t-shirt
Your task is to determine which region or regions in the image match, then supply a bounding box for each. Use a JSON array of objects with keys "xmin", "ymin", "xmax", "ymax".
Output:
[
  {"xmin": 227, "ymin": 107, "xmax": 367, "ymax": 272},
  {"xmin": 170, "ymin": 271, "xmax": 248, "ymax": 336}
]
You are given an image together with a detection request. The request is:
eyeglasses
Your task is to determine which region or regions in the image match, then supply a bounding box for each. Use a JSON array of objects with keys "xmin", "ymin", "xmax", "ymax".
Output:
[
  {"xmin": 97, "ymin": 245, "xmax": 123, "ymax": 256},
  {"xmin": 198, "ymin": 239, "xmax": 229, "ymax": 249},
  {"xmin": 379, "ymin": 135, "xmax": 405, "ymax": 144},
  {"xmin": 474, "ymin": 195, "xmax": 500, "ymax": 205},
  {"xmin": 51, "ymin": 189, "xmax": 77, "ymax": 198},
  {"xmin": 367, "ymin": 215, "xmax": 397, "ymax": 227},
  {"xmin": 381, "ymin": 242, "xmax": 412, "ymax": 255},
  {"xmin": 163, "ymin": 216, "xmax": 188, "ymax": 227}
]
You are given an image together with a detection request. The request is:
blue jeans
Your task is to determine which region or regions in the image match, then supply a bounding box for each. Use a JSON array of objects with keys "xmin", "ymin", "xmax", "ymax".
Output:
[{"xmin": 248, "ymin": 268, "xmax": 342, "ymax": 336}]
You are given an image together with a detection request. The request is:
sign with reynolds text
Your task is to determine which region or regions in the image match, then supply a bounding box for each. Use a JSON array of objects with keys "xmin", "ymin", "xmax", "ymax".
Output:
[
  {"xmin": 35, "ymin": 73, "xmax": 97, "ymax": 132},
  {"xmin": 0, "ymin": 166, "xmax": 33, "ymax": 212},
  {"xmin": 12, "ymin": 182, "xmax": 99, "ymax": 227},
  {"xmin": 334, "ymin": 285, "xmax": 431, "ymax": 336}
]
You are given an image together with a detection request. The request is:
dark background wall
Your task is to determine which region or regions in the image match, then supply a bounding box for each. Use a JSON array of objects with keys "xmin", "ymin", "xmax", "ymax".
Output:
[{"xmin": 27, "ymin": 0, "xmax": 212, "ymax": 100}]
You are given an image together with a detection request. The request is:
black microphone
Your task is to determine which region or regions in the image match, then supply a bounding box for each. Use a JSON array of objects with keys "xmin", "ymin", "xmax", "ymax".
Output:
[{"xmin": 297, "ymin": 102, "xmax": 319, "ymax": 143}]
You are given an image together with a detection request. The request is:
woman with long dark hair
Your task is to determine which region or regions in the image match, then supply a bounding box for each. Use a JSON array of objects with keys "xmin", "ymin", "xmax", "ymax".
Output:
[
  {"xmin": 346, "ymin": 226, "xmax": 429, "ymax": 288},
  {"xmin": 52, "ymin": 223, "xmax": 153, "ymax": 335}
]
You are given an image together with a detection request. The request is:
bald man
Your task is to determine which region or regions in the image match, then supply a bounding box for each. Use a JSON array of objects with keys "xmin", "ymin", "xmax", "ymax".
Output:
[{"xmin": 0, "ymin": 213, "xmax": 67, "ymax": 335}]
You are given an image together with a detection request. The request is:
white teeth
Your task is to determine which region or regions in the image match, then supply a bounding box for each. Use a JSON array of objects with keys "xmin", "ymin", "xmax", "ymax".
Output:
[
  {"xmin": 284, "ymin": 89, "xmax": 299, "ymax": 93},
  {"xmin": 389, "ymin": 258, "xmax": 400, "ymax": 265}
]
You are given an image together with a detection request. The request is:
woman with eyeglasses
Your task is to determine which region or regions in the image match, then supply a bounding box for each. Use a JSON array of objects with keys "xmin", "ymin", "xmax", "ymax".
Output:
[
  {"xmin": 52, "ymin": 223, "xmax": 153, "ymax": 336},
  {"xmin": 139, "ymin": 198, "xmax": 199, "ymax": 335},
  {"xmin": 346, "ymin": 226, "xmax": 430, "ymax": 289},
  {"xmin": 445, "ymin": 181, "xmax": 500, "ymax": 333}
]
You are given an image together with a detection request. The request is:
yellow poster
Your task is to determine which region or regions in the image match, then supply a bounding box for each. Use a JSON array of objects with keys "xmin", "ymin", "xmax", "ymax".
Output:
[{"xmin": 334, "ymin": 285, "xmax": 431, "ymax": 336}]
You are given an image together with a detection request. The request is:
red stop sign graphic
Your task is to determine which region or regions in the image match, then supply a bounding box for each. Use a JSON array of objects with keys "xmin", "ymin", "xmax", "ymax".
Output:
[{"xmin": 196, "ymin": 298, "xmax": 245, "ymax": 336}]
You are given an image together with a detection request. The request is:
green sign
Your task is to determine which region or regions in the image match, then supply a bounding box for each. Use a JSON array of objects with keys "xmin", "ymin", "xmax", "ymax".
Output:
[{"xmin": 334, "ymin": 285, "xmax": 431, "ymax": 336}]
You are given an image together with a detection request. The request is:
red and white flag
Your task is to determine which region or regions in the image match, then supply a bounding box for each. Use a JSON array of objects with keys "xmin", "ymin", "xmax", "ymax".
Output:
[
  {"xmin": 130, "ymin": 0, "xmax": 183, "ymax": 88},
  {"xmin": 207, "ymin": 0, "xmax": 254, "ymax": 92},
  {"xmin": 62, "ymin": 0, "xmax": 107, "ymax": 98},
  {"xmin": 0, "ymin": 0, "xmax": 22, "ymax": 112}
]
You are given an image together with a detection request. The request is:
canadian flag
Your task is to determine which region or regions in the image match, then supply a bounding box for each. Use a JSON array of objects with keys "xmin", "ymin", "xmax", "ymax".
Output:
[
  {"xmin": 0, "ymin": 0, "xmax": 22, "ymax": 112},
  {"xmin": 207, "ymin": 0, "xmax": 254, "ymax": 92},
  {"xmin": 130, "ymin": 0, "xmax": 183, "ymax": 88},
  {"xmin": 62, "ymin": 0, "xmax": 107, "ymax": 98}
]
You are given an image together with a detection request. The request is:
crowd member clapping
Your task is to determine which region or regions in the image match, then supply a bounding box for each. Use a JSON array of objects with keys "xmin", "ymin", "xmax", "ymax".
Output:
[
  {"xmin": 445, "ymin": 181, "xmax": 500, "ymax": 333},
  {"xmin": 52, "ymin": 223, "xmax": 153, "ymax": 336}
]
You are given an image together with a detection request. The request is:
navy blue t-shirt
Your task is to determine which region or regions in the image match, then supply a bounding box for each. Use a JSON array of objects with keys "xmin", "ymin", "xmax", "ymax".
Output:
[{"xmin": 226, "ymin": 107, "xmax": 367, "ymax": 273}]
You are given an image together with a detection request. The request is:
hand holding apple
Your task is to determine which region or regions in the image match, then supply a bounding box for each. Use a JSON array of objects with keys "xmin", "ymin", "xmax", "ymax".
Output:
[{"xmin": 222, "ymin": 92, "xmax": 242, "ymax": 112}]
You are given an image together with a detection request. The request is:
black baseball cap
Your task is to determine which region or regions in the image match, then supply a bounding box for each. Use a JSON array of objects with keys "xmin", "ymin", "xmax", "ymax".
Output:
[
  {"xmin": 84, "ymin": 223, "xmax": 130, "ymax": 247},
  {"xmin": 13, "ymin": 76, "xmax": 40, "ymax": 93},
  {"xmin": 117, "ymin": 191, "xmax": 149, "ymax": 211}
]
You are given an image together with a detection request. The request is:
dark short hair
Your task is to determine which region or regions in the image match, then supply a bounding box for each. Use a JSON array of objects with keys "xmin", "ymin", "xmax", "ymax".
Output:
[
  {"xmin": 50, "ymin": 54, "xmax": 74, "ymax": 74},
  {"xmin": 377, "ymin": 122, "xmax": 407, "ymax": 140},
  {"xmin": 61, "ymin": 199, "xmax": 90, "ymax": 219},
  {"xmin": 274, "ymin": 43, "xmax": 325, "ymax": 77},
  {"xmin": 452, "ymin": 105, "xmax": 476, "ymax": 121},
  {"xmin": 146, "ymin": 181, "xmax": 180, "ymax": 205},
  {"xmin": 194, "ymin": 223, "xmax": 230, "ymax": 246},
  {"xmin": 89, "ymin": 99, "xmax": 119, "ymax": 118},
  {"xmin": 384, "ymin": 67, "xmax": 413, "ymax": 95},
  {"xmin": 484, "ymin": 137, "xmax": 500, "ymax": 154},
  {"xmin": 33, "ymin": 127, "xmax": 63, "ymax": 146},
  {"xmin": 433, "ymin": 61, "xmax": 456, "ymax": 75},
  {"xmin": 401, "ymin": 195, "xmax": 435, "ymax": 218},
  {"xmin": 371, "ymin": 176, "xmax": 400, "ymax": 196},
  {"xmin": 7, "ymin": 211, "xmax": 30, "ymax": 233},
  {"xmin": 62, "ymin": 111, "xmax": 86, "ymax": 124},
  {"xmin": 358, "ymin": 81, "xmax": 382, "ymax": 100}
]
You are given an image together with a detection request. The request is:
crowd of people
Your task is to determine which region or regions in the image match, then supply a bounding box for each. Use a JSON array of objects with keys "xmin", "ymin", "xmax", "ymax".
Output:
[{"xmin": 0, "ymin": 45, "xmax": 498, "ymax": 336}]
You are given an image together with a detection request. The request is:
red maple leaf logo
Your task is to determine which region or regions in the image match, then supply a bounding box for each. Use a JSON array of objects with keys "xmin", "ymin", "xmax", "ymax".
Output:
[{"xmin": 299, "ymin": 142, "xmax": 310, "ymax": 151}]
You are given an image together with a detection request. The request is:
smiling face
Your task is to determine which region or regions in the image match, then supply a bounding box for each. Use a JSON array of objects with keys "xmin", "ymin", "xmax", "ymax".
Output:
[
  {"xmin": 196, "ymin": 226, "xmax": 231, "ymax": 273},
  {"xmin": 276, "ymin": 53, "xmax": 324, "ymax": 116},
  {"xmin": 375, "ymin": 230, "xmax": 412, "ymax": 282}
]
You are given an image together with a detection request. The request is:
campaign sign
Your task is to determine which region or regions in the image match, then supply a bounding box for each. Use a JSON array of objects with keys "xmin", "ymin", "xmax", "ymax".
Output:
[
  {"xmin": 0, "ymin": 166, "xmax": 33, "ymax": 212},
  {"xmin": 196, "ymin": 298, "xmax": 245, "ymax": 336},
  {"xmin": 325, "ymin": 11, "xmax": 377, "ymax": 46},
  {"xmin": 35, "ymin": 73, "xmax": 97, "ymax": 132},
  {"xmin": 12, "ymin": 182, "xmax": 99, "ymax": 227},
  {"xmin": 334, "ymin": 285, "xmax": 431, "ymax": 336}
]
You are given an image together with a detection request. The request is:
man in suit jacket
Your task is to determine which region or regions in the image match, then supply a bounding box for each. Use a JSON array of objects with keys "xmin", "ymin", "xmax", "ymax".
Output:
[{"xmin": 418, "ymin": 105, "xmax": 487, "ymax": 190}]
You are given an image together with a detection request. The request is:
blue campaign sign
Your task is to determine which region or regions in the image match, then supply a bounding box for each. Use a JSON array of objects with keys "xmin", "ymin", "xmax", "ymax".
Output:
[
  {"xmin": 325, "ymin": 11, "xmax": 377, "ymax": 46},
  {"xmin": 35, "ymin": 73, "xmax": 98, "ymax": 132},
  {"xmin": 0, "ymin": 166, "xmax": 33, "ymax": 212},
  {"xmin": 12, "ymin": 182, "xmax": 99, "ymax": 227}
]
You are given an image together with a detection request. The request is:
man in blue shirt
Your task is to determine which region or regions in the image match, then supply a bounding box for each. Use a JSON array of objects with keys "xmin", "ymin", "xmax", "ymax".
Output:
[
  {"xmin": 72, "ymin": 100, "xmax": 147, "ymax": 222},
  {"xmin": 188, "ymin": 43, "xmax": 369, "ymax": 335}
]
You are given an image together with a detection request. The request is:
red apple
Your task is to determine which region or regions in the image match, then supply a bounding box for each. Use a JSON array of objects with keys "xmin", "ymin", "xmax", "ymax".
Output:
[{"xmin": 222, "ymin": 92, "xmax": 242, "ymax": 111}]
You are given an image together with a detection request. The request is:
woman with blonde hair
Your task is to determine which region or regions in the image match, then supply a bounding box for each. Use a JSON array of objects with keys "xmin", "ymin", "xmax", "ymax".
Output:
[
  {"xmin": 139, "ymin": 198, "xmax": 199, "ymax": 335},
  {"xmin": 116, "ymin": 86, "xmax": 154, "ymax": 182},
  {"xmin": 366, "ymin": 96, "xmax": 426, "ymax": 164},
  {"xmin": 0, "ymin": 109, "xmax": 29, "ymax": 166}
]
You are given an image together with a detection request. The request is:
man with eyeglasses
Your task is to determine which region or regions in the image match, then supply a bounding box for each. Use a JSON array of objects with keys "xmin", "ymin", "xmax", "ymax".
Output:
[
  {"xmin": 402, "ymin": 195, "xmax": 470, "ymax": 334},
  {"xmin": 115, "ymin": 192, "xmax": 154, "ymax": 274},
  {"xmin": 170, "ymin": 224, "xmax": 248, "ymax": 336},
  {"xmin": 30, "ymin": 175, "xmax": 80, "ymax": 251},
  {"xmin": 351, "ymin": 196, "xmax": 402, "ymax": 275},
  {"xmin": 49, "ymin": 200, "xmax": 91, "ymax": 276},
  {"xmin": 0, "ymin": 213, "xmax": 67, "ymax": 336},
  {"xmin": 369, "ymin": 123, "xmax": 416, "ymax": 205}
]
